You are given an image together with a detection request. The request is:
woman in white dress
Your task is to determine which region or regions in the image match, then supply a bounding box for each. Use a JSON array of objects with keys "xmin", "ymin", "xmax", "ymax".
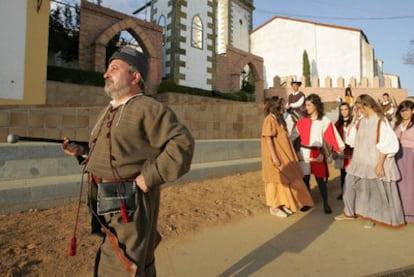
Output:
[{"xmin": 334, "ymin": 94, "xmax": 405, "ymax": 229}]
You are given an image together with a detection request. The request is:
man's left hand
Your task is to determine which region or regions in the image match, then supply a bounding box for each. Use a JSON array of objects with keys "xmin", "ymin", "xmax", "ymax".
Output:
[{"xmin": 135, "ymin": 174, "xmax": 149, "ymax": 193}]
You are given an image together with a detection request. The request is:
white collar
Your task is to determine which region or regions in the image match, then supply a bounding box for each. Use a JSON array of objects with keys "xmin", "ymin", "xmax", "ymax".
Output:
[{"xmin": 110, "ymin": 93, "xmax": 143, "ymax": 108}]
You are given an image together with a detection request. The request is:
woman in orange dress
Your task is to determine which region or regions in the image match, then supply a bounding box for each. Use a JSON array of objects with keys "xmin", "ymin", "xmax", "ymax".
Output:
[{"xmin": 261, "ymin": 96, "xmax": 314, "ymax": 218}]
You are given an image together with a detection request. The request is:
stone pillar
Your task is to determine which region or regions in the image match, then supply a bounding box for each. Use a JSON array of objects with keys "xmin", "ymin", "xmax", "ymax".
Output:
[
  {"xmin": 273, "ymin": 76, "xmax": 281, "ymax": 88},
  {"xmin": 325, "ymin": 76, "xmax": 332, "ymax": 88},
  {"xmin": 361, "ymin": 77, "xmax": 369, "ymax": 88},
  {"xmin": 300, "ymin": 76, "xmax": 307, "ymax": 87},
  {"xmin": 384, "ymin": 77, "xmax": 392, "ymax": 88},
  {"xmin": 312, "ymin": 76, "xmax": 319, "ymax": 88},
  {"xmin": 94, "ymin": 43, "xmax": 106, "ymax": 73},
  {"xmin": 349, "ymin": 77, "xmax": 357, "ymax": 88},
  {"xmin": 337, "ymin": 77, "xmax": 345, "ymax": 88},
  {"xmin": 373, "ymin": 76, "xmax": 380, "ymax": 88}
]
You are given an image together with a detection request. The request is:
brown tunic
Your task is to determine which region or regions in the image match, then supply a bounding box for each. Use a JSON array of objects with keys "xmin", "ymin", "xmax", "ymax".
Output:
[{"xmin": 84, "ymin": 94, "xmax": 194, "ymax": 276}]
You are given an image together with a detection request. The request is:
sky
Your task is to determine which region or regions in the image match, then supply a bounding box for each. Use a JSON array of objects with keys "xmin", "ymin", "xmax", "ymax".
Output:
[{"xmin": 65, "ymin": 0, "xmax": 414, "ymax": 96}]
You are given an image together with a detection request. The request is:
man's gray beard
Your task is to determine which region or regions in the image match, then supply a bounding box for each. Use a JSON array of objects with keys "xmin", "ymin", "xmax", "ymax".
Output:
[{"xmin": 104, "ymin": 85, "xmax": 130, "ymax": 99}]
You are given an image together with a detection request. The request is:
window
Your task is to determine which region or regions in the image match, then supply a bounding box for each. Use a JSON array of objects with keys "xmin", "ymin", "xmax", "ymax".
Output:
[{"xmin": 191, "ymin": 15, "xmax": 203, "ymax": 49}]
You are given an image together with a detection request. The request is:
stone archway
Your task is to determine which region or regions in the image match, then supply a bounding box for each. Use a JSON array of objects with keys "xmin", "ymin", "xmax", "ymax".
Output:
[
  {"xmin": 216, "ymin": 46, "xmax": 264, "ymax": 103},
  {"xmin": 78, "ymin": 0, "xmax": 163, "ymax": 94}
]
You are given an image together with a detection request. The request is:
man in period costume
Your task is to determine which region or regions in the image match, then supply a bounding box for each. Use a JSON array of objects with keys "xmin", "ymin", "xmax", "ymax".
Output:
[
  {"xmin": 286, "ymin": 80, "xmax": 306, "ymax": 118},
  {"xmin": 62, "ymin": 47, "xmax": 194, "ymax": 276},
  {"xmin": 380, "ymin": 92, "xmax": 395, "ymax": 122}
]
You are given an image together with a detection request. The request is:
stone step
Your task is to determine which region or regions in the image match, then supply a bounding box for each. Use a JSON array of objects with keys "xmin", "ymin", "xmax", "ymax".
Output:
[
  {"xmin": 0, "ymin": 139, "xmax": 262, "ymax": 213},
  {"xmin": 0, "ymin": 158, "xmax": 262, "ymax": 214},
  {"xmin": 0, "ymin": 139, "xmax": 261, "ymax": 181}
]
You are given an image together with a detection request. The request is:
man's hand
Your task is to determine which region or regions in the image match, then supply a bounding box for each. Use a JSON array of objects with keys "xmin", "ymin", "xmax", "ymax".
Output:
[
  {"xmin": 135, "ymin": 174, "xmax": 149, "ymax": 193},
  {"xmin": 62, "ymin": 137, "xmax": 84, "ymax": 156}
]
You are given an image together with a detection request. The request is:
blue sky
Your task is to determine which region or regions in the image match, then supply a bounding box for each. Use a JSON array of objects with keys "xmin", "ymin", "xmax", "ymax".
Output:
[{"xmin": 79, "ymin": 0, "xmax": 414, "ymax": 96}]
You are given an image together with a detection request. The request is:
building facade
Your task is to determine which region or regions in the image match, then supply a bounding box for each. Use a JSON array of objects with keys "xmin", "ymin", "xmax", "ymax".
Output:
[
  {"xmin": 251, "ymin": 16, "xmax": 399, "ymax": 89},
  {"xmin": 0, "ymin": 0, "xmax": 49, "ymax": 105},
  {"xmin": 151, "ymin": 0, "xmax": 254, "ymax": 91}
]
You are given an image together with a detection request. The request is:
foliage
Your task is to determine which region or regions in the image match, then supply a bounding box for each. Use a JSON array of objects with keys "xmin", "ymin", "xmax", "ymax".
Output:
[
  {"xmin": 302, "ymin": 50, "xmax": 311, "ymax": 87},
  {"xmin": 48, "ymin": 4, "xmax": 80, "ymax": 62},
  {"xmin": 159, "ymin": 80, "xmax": 250, "ymax": 101},
  {"xmin": 47, "ymin": 66, "xmax": 105, "ymax": 86},
  {"xmin": 46, "ymin": 68, "xmax": 252, "ymax": 101},
  {"xmin": 241, "ymin": 68, "xmax": 256, "ymax": 94}
]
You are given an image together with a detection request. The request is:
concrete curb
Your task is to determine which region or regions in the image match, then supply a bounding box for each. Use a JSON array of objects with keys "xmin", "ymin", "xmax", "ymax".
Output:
[{"xmin": 0, "ymin": 140, "xmax": 262, "ymax": 213}]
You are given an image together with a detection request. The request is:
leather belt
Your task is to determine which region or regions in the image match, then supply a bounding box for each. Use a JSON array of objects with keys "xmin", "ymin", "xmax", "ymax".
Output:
[
  {"xmin": 92, "ymin": 174, "xmax": 135, "ymax": 184},
  {"xmin": 300, "ymin": 145, "xmax": 322, "ymax": 150}
]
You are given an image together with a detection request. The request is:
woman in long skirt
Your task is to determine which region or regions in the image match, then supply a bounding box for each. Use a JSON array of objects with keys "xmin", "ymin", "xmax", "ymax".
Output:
[
  {"xmin": 335, "ymin": 94, "xmax": 405, "ymax": 229},
  {"xmin": 394, "ymin": 100, "xmax": 414, "ymax": 223},
  {"xmin": 334, "ymin": 102, "xmax": 354, "ymax": 200},
  {"xmin": 261, "ymin": 97, "xmax": 314, "ymax": 218}
]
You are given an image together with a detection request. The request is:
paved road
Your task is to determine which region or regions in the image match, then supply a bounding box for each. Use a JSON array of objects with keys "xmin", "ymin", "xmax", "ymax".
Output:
[{"xmin": 155, "ymin": 192, "xmax": 414, "ymax": 277}]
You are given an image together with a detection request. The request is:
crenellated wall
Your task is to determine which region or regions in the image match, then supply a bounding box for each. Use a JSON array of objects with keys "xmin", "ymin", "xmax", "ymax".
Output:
[{"xmin": 266, "ymin": 75, "xmax": 408, "ymax": 104}]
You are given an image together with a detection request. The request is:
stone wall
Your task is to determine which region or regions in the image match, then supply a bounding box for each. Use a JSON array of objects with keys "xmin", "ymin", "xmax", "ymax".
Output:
[
  {"xmin": 266, "ymin": 75, "xmax": 408, "ymax": 104},
  {"xmin": 1, "ymin": 80, "xmax": 410, "ymax": 144},
  {"xmin": 0, "ymin": 84, "xmax": 264, "ymax": 143}
]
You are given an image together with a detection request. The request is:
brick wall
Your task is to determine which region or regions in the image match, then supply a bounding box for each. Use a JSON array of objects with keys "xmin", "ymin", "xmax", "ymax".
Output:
[{"xmin": 0, "ymin": 87, "xmax": 264, "ymax": 143}]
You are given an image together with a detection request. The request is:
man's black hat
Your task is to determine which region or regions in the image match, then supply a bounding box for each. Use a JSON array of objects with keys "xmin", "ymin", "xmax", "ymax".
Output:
[
  {"xmin": 109, "ymin": 47, "xmax": 149, "ymax": 82},
  {"xmin": 291, "ymin": 80, "xmax": 302, "ymax": 86}
]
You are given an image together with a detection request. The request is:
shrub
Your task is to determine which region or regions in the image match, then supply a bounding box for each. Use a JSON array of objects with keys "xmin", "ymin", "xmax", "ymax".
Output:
[
  {"xmin": 46, "ymin": 69, "xmax": 253, "ymax": 102},
  {"xmin": 47, "ymin": 66, "xmax": 104, "ymax": 86}
]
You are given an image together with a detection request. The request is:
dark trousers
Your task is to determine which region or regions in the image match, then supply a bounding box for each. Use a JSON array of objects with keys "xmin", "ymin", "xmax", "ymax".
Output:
[
  {"xmin": 303, "ymin": 174, "xmax": 329, "ymax": 207},
  {"xmin": 340, "ymin": 168, "xmax": 347, "ymax": 194}
]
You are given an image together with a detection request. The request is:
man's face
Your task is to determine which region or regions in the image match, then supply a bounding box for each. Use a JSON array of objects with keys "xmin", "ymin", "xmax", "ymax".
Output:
[
  {"xmin": 292, "ymin": 84, "xmax": 299, "ymax": 92},
  {"xmin": 103, "ymin": 59, "xmax": 133, "ymax": 98},
  {"xmin": 383, "ymin": 95, "xmax": 389, "ymax": 102}
]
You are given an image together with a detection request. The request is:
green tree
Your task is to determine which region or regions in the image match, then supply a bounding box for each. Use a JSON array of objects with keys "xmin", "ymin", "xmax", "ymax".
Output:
[
  {"xmin": 48, "ymin": 4, "xmax": 80, "ymax": 62},
  {"xmin": 302, "ymin": 50, "xmax": 311, "ymax": 87}
]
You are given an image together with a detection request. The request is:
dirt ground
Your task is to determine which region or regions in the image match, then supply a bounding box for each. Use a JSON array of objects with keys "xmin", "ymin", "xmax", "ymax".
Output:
[{"xmin": 0, "ymin": 168, "xmax": 340, "ymax": 277}]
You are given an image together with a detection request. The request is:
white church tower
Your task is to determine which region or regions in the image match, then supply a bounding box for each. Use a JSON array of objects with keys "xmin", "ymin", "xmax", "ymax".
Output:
[{"xmin": 151, "ymin": 0, "xmax": 254, "ymax": 91}]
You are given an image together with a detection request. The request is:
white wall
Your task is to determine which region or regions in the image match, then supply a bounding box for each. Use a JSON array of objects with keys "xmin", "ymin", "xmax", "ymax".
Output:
[
  {"xmin": 216, "ymin": 0, "xmax": 228, "ymax": 54},
  {"xmin": 229, "ymin": 1, "xmax": 250, "ymax": 52},
  {"xmin": 179, "ymin": 0, "xmax": 213, "ymax": 90},
  {"xmin": 0, "ymin": 1, "xmax": 27, "ymax": 100},
  {"xmin": 251, "ymin": 18, "xmax": 366, "ymax": 89},
  {"xmin": 152, "ymin": 2, "xmax": 171, "ymax": 78}
]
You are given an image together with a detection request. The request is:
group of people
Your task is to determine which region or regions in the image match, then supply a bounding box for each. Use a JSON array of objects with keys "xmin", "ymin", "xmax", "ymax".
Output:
[
  {"xmin": 261, "ymin": 81, "xmax": 414, "ymax": 230},
  {"xmin": 59, "ymin": 44, "xmax": 412, "ymax": 275},
  {"xmin": 261, "ymin": 81, "xmax": 345, "ymax": 217}
]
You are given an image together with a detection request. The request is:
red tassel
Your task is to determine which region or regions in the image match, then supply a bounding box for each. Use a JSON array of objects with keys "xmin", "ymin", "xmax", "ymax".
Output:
[
  {"xmin": 120, "ymin": 202, "xmax": 129, "ymax": 223},
  {"xmin": 68, "ymin": 236, "xmax": 77, "ymax": 256}
]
